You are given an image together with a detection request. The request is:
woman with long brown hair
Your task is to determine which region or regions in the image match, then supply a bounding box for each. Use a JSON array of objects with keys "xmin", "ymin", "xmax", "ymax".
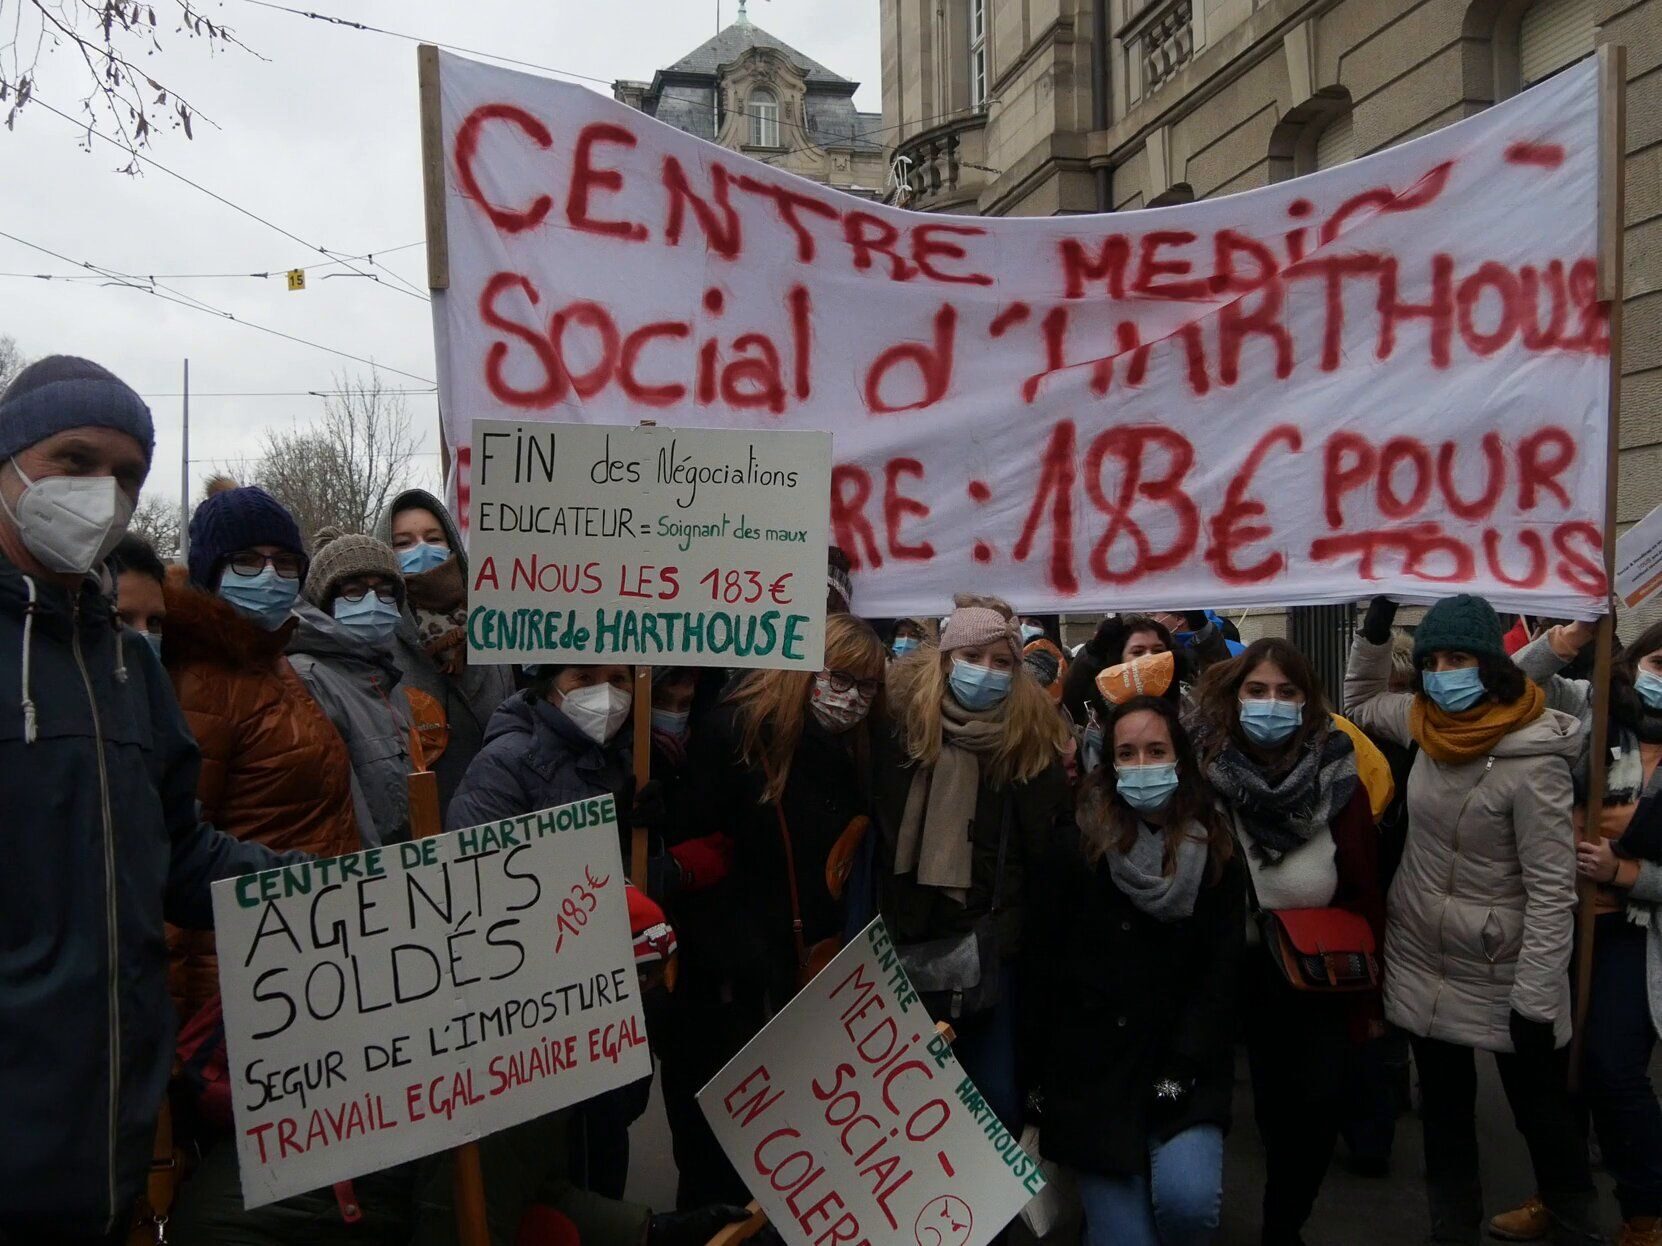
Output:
[
  {"xmin": 1031, "ymin": 696, "xmax": 1244, "ymax": 1246},
  {"xmin": 873, "ymin": 594, "xmax": 1073, "ymax": 1129},
  {"xmin": 669, "ymin": 612, "xmax": 887, "ymax": 1202},
  {"xmin": 1191, "ymin": 637, "xmax": 1384, "ymax": 1246}
]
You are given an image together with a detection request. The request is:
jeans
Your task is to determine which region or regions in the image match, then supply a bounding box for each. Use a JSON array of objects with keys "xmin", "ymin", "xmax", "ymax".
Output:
[
  {"xmin": 1412, "ymin": 1035, "xmax": 1599, "ymax": 1244},
  {"xmin": 1076, "ymin": 1125, "xmax": 1225, "ymax": 1246},
  {"xmin": 1579, "ymin": 914, "xmax": 1662, "ymax": 1220}
]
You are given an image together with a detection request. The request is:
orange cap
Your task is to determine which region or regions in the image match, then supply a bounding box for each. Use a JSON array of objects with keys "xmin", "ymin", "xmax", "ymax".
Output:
[{"xmin": 1095, "ymin": 649, "xmax": 1175, "ymax": 705}]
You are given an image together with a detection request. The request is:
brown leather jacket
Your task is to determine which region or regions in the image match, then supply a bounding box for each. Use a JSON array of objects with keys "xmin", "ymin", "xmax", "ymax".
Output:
[{"xmin": 160, "ymin": 568, "xmax": 362, "ymax": 1022}]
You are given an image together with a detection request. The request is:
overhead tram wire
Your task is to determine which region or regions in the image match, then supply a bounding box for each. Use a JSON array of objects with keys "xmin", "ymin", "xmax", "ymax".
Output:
[
  {"xmin": 0, "ymin": 239, "xmax": 425, "ymax": 286},
  {"xmin": 234, "ymin": 0, "xmax": 978, "ymax": 167},
  {"xmin": 18, "ymin": 92, "xmax": 431, "ymax": 302},
  {"xmin": 0, "ymin": 229, "xmax": 436, "ymax": 385}
]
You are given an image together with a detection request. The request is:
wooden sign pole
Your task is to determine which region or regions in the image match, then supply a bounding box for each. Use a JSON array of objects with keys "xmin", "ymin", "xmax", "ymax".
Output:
[
  {"xmin": 408, "ymin": 760, "xmax": 491, "ymax": 1246},
  {"xmin": 1569, "ymin": 42, "xmax": 1626, "ymax": 1091}
]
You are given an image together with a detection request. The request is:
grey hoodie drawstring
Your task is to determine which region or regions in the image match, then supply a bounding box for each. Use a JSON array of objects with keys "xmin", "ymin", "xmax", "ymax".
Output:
[{"xmin": 19, "ymin": 574, "xmax": 38, "ymax": 744}]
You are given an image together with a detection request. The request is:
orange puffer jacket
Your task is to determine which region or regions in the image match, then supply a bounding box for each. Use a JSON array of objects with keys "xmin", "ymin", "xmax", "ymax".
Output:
[{"xmin": 160, "ymin": 567, "xmax": 362, "ymax": 1022}]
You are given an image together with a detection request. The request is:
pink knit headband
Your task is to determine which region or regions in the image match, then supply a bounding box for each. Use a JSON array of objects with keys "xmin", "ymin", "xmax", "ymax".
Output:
[{"xmin": 940, "ymin": 606, "xmax": 1020, "ymax": 656}]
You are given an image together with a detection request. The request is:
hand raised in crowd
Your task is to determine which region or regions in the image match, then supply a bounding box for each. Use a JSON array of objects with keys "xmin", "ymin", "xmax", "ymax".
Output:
[{"xmin": 1361, "ymin": 595, "xmax": 1399, "ymax": 644}]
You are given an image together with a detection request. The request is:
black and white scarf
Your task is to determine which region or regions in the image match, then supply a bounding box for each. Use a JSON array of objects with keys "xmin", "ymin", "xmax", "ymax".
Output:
[{"xmin": 1207, "ymin": 723, "xmax": 1358, "ymax": 865}]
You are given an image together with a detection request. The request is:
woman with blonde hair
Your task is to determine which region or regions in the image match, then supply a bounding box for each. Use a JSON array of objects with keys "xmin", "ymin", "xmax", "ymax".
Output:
[
  {"xmin": 672, "ymin": 612, "xmax": 887, "ymax": 1200},
  {"xmin": 873, "ymin": 594, "xmax": 1073, "ymax": 1128}
]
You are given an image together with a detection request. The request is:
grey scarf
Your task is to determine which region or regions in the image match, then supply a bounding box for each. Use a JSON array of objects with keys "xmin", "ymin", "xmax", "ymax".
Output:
[{"xmin": 1106, "ymin": 820, "xmax": 1209, "ymax": 922}]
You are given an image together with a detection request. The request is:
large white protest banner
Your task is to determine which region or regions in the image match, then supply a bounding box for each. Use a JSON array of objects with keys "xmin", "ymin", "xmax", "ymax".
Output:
[
  {"xmin": 426, "ymin": 52, "xmax": 1611, "ymax": 618},
  {"xmin": 466, "ymin": 420, "xmax": 830, "ymax": 668},
  {"xmin": 213, "ymin": 797, "xmax": 651, "ymax": 1208},
  {"xmin": 698, "ymin": 921, "xmax": 1041, "ymax": 1246}
]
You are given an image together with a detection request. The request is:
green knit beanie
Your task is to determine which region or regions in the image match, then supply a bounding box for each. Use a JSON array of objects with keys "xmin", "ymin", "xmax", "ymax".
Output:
[{"xmin": 1412, "ymin": 594, "xmax": 1505, "ymax": 666}]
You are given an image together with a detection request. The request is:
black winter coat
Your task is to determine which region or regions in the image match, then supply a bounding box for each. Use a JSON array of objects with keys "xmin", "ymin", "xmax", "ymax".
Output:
[
  {"xmin": 871, "ymin": 727, "xmax": 1073, "ymax": 957},
  {"xmin": 687, "ymin": 705, "xmax": 871, "ymax": 1005},
  {"xmin": 0, "ymin": 556, "xmax": 287, "ymax": 1238},
  {"xmin": 1027, "ymin": 821, "xmax": 1246, "ymax": 1176},
  {"xmin": 445, "ymin": 693, "xmax": 632, "ymax": 831}
]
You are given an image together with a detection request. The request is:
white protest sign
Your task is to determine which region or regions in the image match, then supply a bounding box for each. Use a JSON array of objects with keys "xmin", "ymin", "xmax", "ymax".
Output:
[
  {"xmin": 429, "ymin": 51, "xmax": 1611, "ymax": 617},
  {"xmin": 698, "ymin": 921, "xmax": 1041, "ymax": 1246},
  {"xmin": 466, "ymin": 420, "xmax": 830, "ymax": 669},
  {"xmin": 1616, "ymin": 502, "xmax": 1662, "ymax": 610},
  {"xmin": 212, "ymin": 797, "xmax": 651, "ymax": 1208}
]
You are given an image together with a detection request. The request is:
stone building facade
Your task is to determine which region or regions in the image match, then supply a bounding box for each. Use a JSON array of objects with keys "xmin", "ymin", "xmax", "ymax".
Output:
[
  {"xmin": 882, "ymin": 0, "xmax": 1658, "ymax": 649},
  {"xmin": 615, "ymin": 2, "xmax": 889, "ymax": 199}
]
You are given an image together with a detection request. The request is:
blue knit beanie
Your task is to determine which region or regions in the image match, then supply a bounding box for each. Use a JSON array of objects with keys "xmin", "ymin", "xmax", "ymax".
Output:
[
  {"xmin": 0, "ymin": 355, "xmax": 155, "ymax": 464},
  {"xmin": 187, "ymin": 482, "xmax": 306, "ymax": 589}
]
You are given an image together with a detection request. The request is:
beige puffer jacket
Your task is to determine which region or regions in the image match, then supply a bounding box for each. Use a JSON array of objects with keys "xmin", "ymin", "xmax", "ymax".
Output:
[{"xmin": 1344, "ymin": 635, "xmax": 1582, "ymax": 1052}]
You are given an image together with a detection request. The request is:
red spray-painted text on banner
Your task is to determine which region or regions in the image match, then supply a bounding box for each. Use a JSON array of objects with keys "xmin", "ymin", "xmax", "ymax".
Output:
[{"xmin": 431, "ymin": 52, "xmax": 1609, "ymax": 616}]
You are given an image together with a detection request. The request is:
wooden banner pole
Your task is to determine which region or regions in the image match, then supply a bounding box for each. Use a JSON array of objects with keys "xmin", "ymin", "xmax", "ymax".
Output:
[
  {"xmin": 1569, "ymin": 42, "xmax": 1627, "ymax": 1092},
  {"xmin": 417, "ymin": 44, "xmax": 451, "ymax": 293},
  {"xmin": 408, "ymin": 760, "xmax": 491, "ymax": 1246}
]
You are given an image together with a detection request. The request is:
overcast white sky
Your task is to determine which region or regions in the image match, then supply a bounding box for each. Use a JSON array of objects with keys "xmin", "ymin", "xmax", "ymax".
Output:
[{"xmin": 0, "ymin": 0, "xmax": 881, "ymax": 510}]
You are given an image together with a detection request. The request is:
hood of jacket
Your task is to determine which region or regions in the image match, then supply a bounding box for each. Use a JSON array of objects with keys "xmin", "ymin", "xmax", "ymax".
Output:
[
  {"xmin": 1474, "ymin": 703, "xmax": 1584, "ymax": 761},
  {"xmin": 161, "ymin": 564, "xmax": 293, "ymax": 668},
  {"xmin": 287, "ymin": 601, "xmax": 403, "ymax": 686},
  {"xmin": 373, "ymin": 487, "xmax": 467, "ymax": 574}
]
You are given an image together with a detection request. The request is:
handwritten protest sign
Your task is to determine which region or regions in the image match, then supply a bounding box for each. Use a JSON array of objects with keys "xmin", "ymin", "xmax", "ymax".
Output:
[
  {"xmin": 698, "ymin": 921, "xmax": 1041, "ymax": 1246},
  {"xmin": 426, "ymin": 51, "xmax": 1610, "ymax": 617},
  {"xmin": 212, "ymin": 797, "xmax": 650, "ymax": 1208},
  {"xmin": 1616, "ymin": 502, "xmax": 1662, "ymax": 610},
  {"xmin": 465, "ymin": 420, "xmax": 830, "ymax": 668}
]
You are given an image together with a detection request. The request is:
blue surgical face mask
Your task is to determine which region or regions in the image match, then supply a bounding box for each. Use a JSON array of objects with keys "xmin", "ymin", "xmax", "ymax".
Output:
[
  {"xmin": 1636, "ymin": 669, "xmax": 1662, "ymax": 711},
  {"xmin": 332, "ymin": 594, "xmax": 402, "ymax": 646},
  {"xmin": 1116, "ymin": 762, "xmax": 1180, "ymax": 813},
  {"xmin": 217, "ymin": 565, "xmax": 299, "ymax": 631},
  {"xmin": 397, "ymin": 541, "xmax": 451, "ymax": 576},
  {"xmin": 949, "ymin": 659, "xmax": 1012, "ymax": 711},
  {"xmin": 141, "ymin": 630, "xmax": 163, "ymax": 656},
  {"xmin": 891, "ymin": 636, "xmax": 920, "ymax": 659},
  {"xmin": 1020, "ymin": 623, "xmax": 1044, "ymax": 645},
  {"xmin": 1238, "ymin": 696, "xmax": 1302, "ymax": 746},
  {"xmin": 652, "ymin": 707, "xmax": 690, "ymax": 738},
  {"xmin": 1422, "ymin": 665, "xmax": 1487, "ymax": 713}
]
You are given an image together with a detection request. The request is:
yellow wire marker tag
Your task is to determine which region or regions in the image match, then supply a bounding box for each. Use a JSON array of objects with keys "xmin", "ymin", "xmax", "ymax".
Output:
[{"xmin": 286, "ymin": 268, "xmax": 306, "ymax": 291}]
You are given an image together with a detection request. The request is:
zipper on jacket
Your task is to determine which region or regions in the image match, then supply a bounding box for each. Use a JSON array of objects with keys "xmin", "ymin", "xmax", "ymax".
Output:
[
  {"xmin": 71, "ymin": 601, "xmax": 122, "ymax": 1233},
  {"xmin": 1428, "ymin": 760, "xmax": 1492, "ymax": 1033}
]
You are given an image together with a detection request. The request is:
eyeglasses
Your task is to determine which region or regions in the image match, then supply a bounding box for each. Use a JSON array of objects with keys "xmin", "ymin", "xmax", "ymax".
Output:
[
  {"xmin": 824, "ymin": 669, "xmax": 881, "ymax": 699},
  {"xmin": 338, "ymin": 584, "xmax": 400, "ymax": 604},
  {"xmin": 227, "ymin": 551, "xmax": 304, "ymax": 580}
]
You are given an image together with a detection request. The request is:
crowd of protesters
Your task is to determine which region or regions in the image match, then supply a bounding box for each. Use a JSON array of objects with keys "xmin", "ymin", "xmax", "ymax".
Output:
[{"xmin": 2, "ymin": 355, "xmax": 1660, "ymax": 1246}]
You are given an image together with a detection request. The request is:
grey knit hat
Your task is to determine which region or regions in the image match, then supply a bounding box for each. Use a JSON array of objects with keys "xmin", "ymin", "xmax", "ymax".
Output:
[{"xmin": 304, "ymin": 528, "xmax": 405, "ymax": 608}]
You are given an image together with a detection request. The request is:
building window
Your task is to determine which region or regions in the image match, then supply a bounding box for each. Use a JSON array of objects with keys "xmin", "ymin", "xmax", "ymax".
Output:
[
  {"xmin": 1519, "ymin": 0, "xmax": 1595, "ymax": 86},
  {"xmin": 1314, "ymin": 109, "xmax": 1356, "ymax": 171},
  {"xmin": 749, "ymin": 88, "xmax": 779, "ymax": 147},
  {"xmin": 969, "ymin": 0, "xmax": 988, "ymax": 108}
]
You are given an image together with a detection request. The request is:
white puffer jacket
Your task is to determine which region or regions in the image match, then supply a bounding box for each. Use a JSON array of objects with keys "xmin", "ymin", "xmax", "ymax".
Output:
[{"xmin": 1344, "ymin": 635, "xmax": 1583, "ymax": 1052}]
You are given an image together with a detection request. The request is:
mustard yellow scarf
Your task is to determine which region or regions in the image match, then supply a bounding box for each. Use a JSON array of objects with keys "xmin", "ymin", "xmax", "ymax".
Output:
[{"xmin": 1409, "ymin": 680, "xmax": 1546, "ymax": 764}]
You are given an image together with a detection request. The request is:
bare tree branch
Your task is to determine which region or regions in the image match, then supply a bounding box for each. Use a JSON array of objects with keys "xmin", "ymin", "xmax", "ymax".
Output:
[
  {"xmin": 0, "ymin": 335, "xmax": 25, "ymax": 390},
  {"xmin": 250, "ymin": 369, "xmax": 417, "ymax": 545},
  {"xmin": 128, "ymin": 490, "xmax": 180, "ymax": 558},
  {"xmin": 1, "ymin": 1, "xmax": 255, "ymax": 172}
]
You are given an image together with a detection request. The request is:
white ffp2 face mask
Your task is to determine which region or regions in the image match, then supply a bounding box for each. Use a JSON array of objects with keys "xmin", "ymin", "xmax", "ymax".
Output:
[
  {"xmin": 1, "ymin": 459, "xmax": 134, "ymax": 575},
  {"xmin": 561, "ymin": 683, "xmax": 633, "ymax": 745}
]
